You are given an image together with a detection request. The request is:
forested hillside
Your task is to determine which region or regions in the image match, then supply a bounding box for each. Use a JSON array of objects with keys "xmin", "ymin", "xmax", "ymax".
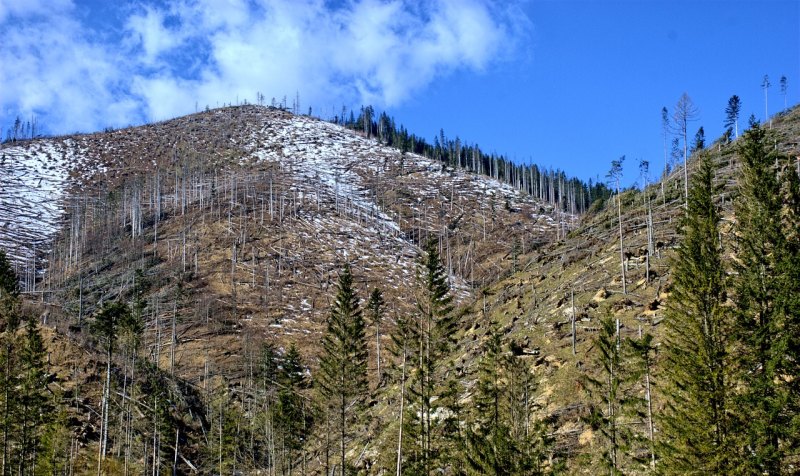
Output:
[{"xmin": 0, "ymin": 104, "xmax": 798, "ymax": 475}]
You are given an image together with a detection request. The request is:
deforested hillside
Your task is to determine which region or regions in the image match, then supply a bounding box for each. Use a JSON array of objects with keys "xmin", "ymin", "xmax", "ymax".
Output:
[
  {"xmin": 0, "ymin": 104, "xmax": 585, "ymax": 474},
  {"xmin": 0, "ymin": 103, "xmax": 798, "ymax": 475},
  {"xmin": 2, "ymin": 106, "xmax": 575, "ymax": 368}
]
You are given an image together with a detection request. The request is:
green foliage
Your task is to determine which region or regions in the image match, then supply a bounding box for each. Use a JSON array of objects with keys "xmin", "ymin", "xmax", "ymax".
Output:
[
  {"xmin": 403, "ymin": 239, "xmax": 459, "ymax": 475},
  {"xmin": 367, "ymin": 287, "xmax": 385, "ymax": 381},
  {"xmin": 584, "ymin": 317, "xmax": 625, "ymax": 473},
  {"xmin": 659, "ymin": 152, "xmax": 733, "ymax": 473},
  {"xmin": 274, "ymin": 344, "xmax": 312, "ymax": 473},
  {"xmin": 724, "ymin": 95, "xmax": 741, "ymax": 137},
  {"xmin": 16, "ymin": 317, "xmax": 52, "ymax": 472},
  {"xmin": 0, "ymin": 250, "xmax": 18, "ymax": 299},
  {"xmin": 464, "ymin": 327, "xmax": 550, "ymax": 475},
  {"xmin": 37, "ymin": 395, "xmax": 72, "ymax": 476},
  {"xmin": 729, "ymin": 119, "xmax": 800, "ymax": 472},
  {"xmin": 317, "ymin": 263, "xmax": 368, "ymax": 475},
  {"xmin": 91, "ymin": 300, "xmax": 130, "ymax": 357}
]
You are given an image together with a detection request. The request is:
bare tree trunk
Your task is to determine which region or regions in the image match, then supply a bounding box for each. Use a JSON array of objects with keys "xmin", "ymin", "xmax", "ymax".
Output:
[
  {"xmin": 396, "ymin": 347, "xmax": 406, "ymax": 476},
  {"xmin": 571, "ymin": 289, "xmax": 576, "ymax": 355},
  {"xmin": 617, "ymin": 192, "xmax": 626, "ymax": 295}
]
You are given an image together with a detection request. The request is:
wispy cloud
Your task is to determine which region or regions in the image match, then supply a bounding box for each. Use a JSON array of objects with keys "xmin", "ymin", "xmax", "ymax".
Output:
[{"xmin": 1, "ymin": 0, "xmax": 528, "ymax": 135}]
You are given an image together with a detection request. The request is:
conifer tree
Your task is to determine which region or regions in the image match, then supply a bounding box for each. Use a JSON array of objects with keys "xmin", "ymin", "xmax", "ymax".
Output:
[
  {"xmin": 275, "ymin": 344, "xmax": 311, "ymax": 475},
  {"xmin": 584, "ymin": 316, "xmax": 626, "ymax": 475},
  {"xmin": 0, "ymin": 251, "xmax": 18, "ymax": 299},
  {"xmin": 317, "ymin": 264, "xmax": 368, "ymax": 476},
  {"xmin": 730, "ymin": 118, "xmax": 799, "ymax": 472},
  {"xmin": 464, "ymin": 329, "xmax": 516, "ymax": 475},
  {"xmin": 692, "ymin": 126, "xmax": 705, "ymax": 153},
  {"xmin": 659, "ymin": 152, "xmax": 732, "ymax": 473},
  {"xmin": 16, "ymin": 316, "xmax": 50, "ymax": 474},
  {"xmin": 464, "ymin": 327, "xmax": 549, "ymax": 475},
  {"xmin": 0, "ymin": 250, "xmax": 20, "ymax": 475},
  {"xmin": 367, "ymin": 288, "xmax": 385, "ymax": 384},
  {"xmin": 724, "ymin": 95, "xmax": 741, "ymax": 139},
  {"xmin": 91, "ymin": 300, "xmax": 130, "ymax": 471},
  {"xmin": 406, "ymin": 238, "xmax": 457, "ymax": 475}
]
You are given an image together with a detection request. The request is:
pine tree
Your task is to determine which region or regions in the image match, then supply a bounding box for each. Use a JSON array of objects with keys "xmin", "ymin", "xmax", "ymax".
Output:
[
  {"xmin": 275, "ymin": 344, "xmax": 311, "ymax": 475},
  {"xmin": 367, "ymin": 288, "xmax": 385, "ymax": 384},
  {"xmin": 724, "ymin": 95, "xmax": 741, "ymax": 139},
  {"xmin": 0, "ymin": 251, "xmax": 20, "ymax": 475},
  {"xmin": 91, "ymin": 300, "xmax": 130, "ymax": 472},
  {"xmin": 658, "ymin": 152, "xmax": 732, "ymax": 473},
  {"xmin": 464, "ymin": 327, "xmax": 549, "ymax": 475},
  {"xmin": 317, "ymin": 264, "xmax": 368, "ymax": 476},
  {"xmin": 0, "ymin": 251, "xmax": 18, "ymax": 299},
  {"xmin": 406, "ymin": 238, "xmax": 457, "ymax": 475},
  {"xmin": 584, "ymin": 316, "xmax": 626, "ymax": 475},
  {"xmin": 464, "ymin": 329, "xmax": 515, "ymax": 475},
  {"xmin": 16, "ymin": 317, "xmax": 51, "ymax": 474},
  {"xmin": 692, "ymin": 126, "xmax": 705, "ymax": 153},
  {"xmin": 730, "ymin": 118, "xmax": 799, "ymax": 472}
]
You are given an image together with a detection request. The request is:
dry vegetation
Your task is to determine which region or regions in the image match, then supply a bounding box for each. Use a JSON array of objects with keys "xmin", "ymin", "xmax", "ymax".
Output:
[{"xmin": 1, "ymin": 103, "xmax": 798, "ymax": 473}]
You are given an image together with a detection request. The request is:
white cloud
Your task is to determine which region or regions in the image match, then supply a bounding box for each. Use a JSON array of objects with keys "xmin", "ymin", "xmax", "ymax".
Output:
[{"xmin": 0, "ymin": 0, "xmax": 527, "ymax": 135}]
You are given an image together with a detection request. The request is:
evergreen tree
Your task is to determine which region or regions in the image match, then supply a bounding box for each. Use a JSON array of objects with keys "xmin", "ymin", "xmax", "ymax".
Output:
[
  {"xmin": 692, "ymin": 126, "xmax": 705, "ymax": 153},
  {"xmin": 406, "ymin": 238, "xmax": 457, "ymax": 475},
  {"xmin": 464, "ymin": 329, "xmax": 515, "ymax": 475},
  {"xmin": 464, "ymin": 327, "xmax": 549, "ymax": 475},
  {"xmin": 91, "ymin": 300, "xmax": 130, "ymax": 470},
  {"xmin": 0, "ymin": 251, "xmax": 20, "ymax": 475},
  {"xmin": 584, "ymin": 316, "xmax": 626, "ymax": 475},
  {"xmin": 779, "ymin": 75, "xmax": 788, "ymax": 111},
  {"xmin": 16, "ymin": 317, "xmax": 50, "ymax": 474},
  {"xmin": 275, "ymin": 344, "xmax": 311, "ymax": 475},
  {"xmin": 367, "ymin": 288, "xmax": 385, "ymax": 384},
  {"xmin": 659, "ymin": 152, "xmax": 732, "ymax": 474},
  {"xmin": 0, "ymin": 251, "xmax": 18, "ymax": 299},
  {"xmin": 724, "ymin": 95, "xmax": 741, "ymax": 139},
  {"xmin": 730, "ymin": 118, "xmax": 799, "ymax": 472},
  {"xmin": 317, "ymin": 264, "xmax": 368, "ymax": 476}
]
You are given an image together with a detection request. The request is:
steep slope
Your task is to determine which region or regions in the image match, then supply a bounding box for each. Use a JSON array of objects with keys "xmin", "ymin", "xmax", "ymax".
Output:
[
  {"xmin": 2, "ymin": 105, "xmax": 570, "ymax": 380},
  {"xmin": 446, "ymin": 106, "xmax": 800, "ymax": 472}
]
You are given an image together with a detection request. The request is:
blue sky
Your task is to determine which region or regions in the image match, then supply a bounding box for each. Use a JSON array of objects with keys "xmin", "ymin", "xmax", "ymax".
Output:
[{"xmin": 1, "ymin": 0, "xmax": 798, "ymax": 186}]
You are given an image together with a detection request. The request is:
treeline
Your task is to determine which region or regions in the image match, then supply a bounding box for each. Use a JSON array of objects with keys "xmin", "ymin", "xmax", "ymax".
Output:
[
  {"xmin": 330, "ymin": 106, "xmax": 612, "ymax": 214},
  {"xmin": 1, "ymin": 116, "xmax": 40, "ymax": 143},
  {"xmin": 582, "ymin": 118, "xmax": 800, "ymax": 474}
]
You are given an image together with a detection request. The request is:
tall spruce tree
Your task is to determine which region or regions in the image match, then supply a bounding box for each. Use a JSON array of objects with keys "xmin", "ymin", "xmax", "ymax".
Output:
[
  {"xmin": 724, "ymin": 95, "xmax": 741, "ymax": 139},
  {"xmin": 91, "ymin": 300, "xmax": 130, "ymax": 471},
  {"xmin": 275, "ymin": 344, "xmax": 312, "ymax": 475},
  {"xmin": 730, "ymin": 118, "xmax": 799, "ymax": 472},
  {"xmin": 584, "ymin": 316, "xmax": 626, "ymax": 475},
  {"xmin": 406, "ymin": 238, "xmax": 457, "ymax": 475},
  {"xmin": 0, "ymin": 250, "xmax": 20, "ymax": 475},
  {"xmin": 464, "ymin": 327, "xmax": 549, "ymax": 475},
  {"xmin": 16, "ymin": 317, "xmax": 50, "ymax": 474},
  {"xmin": 464, "ymin": 329, "xmax": 516, "ymax": 475},
  {"xmin": 367, "ymin": 288, "xmax": 385, "ymax": 384},
  {"xmin": 0, "ymin": 251, "xmax": 18, "ymax": 299},
  {"xmin": 659, "ymin": 152, "xmax": 733, "ymax": 473},
  {"xmin": 317, "ymin": 264, "xmax": 368, "ymax": 476}
]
